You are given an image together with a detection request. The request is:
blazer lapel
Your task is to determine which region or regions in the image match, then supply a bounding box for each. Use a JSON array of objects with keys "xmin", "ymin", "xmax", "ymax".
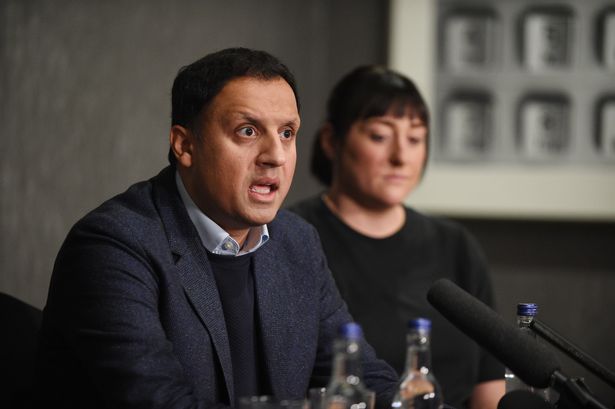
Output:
[
  {"xmin": 176, "ymin": 247, "xmax": 235, "ymax": 401},
  {"xmin": 254, "ymin": 238, "xmax": 309, "ymax": 398},
  {"xmin": 152, "ymin": 167, "xmax": 234, "ymax": 402}
]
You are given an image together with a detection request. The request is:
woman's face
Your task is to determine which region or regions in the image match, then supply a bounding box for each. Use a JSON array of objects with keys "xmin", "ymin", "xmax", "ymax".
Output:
[{"xmin": 332, "ymin": 111, "xmax": 428, "ymax": 209}]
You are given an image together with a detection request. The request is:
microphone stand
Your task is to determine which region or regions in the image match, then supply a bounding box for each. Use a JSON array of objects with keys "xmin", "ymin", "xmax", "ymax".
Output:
[
  {"xmin": 551, "ymin": 371, "xmax": 610, "ymax": 409},
  {"xmin": 530, "ymin": 319, "xmax": 615, "ymax": 390}
]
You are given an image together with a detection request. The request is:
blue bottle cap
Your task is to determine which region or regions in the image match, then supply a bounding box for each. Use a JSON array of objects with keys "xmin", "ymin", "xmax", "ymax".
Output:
[
  {"xmin": 517, "ymin": 303, "xmax": 538, "ymax": 316},
  {"xmin": 408, "ymin": 318, "xmax": 432, "ymax": 330},
  {"xmin": 339, "ymin": 322, "xmax": 363, "ymax": 340}
]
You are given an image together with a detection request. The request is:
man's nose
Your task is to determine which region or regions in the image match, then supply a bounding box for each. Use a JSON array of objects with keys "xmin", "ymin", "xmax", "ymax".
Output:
[{"xmin": 257, "ymin": 132, "xmax": 287, "ymax": 167}]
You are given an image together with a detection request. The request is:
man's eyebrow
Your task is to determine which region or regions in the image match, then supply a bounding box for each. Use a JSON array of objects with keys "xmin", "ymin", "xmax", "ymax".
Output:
[
  {"xmin": 232, "ymin": 111, "xmax": 300, "ymax": 128},
  {"xmin": 231, "ymin": 111, "xmax": 259, "ymax": 122},
  {"xmin": 282, "ymin": 119, "xmax": 301, "ymax": 128}
]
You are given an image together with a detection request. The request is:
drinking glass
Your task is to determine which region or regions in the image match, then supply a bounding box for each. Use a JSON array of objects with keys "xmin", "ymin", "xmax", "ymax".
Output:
[
  {"xmin": 239, "ymin": 395, "xmax": 307, "ymax": 409},
  {"xmin": 307, "ymin": 388, "xmax": 375, "ymax": 409}
]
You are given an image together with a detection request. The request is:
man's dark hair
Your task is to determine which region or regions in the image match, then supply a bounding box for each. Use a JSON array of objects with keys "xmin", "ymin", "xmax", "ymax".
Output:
[
  {"xmin": 169, "ymin": 47, "xmax": 300, "ymax": 165},
  {"xmin": 311, "ymin": 65, "xmax": 429, "ymax": 186}
]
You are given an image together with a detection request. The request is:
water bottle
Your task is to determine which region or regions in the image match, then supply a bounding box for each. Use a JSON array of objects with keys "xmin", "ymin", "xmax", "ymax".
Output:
[
  {"xmin": 505, "ymin": 303, "xmax": 537, "ymax": 392},
  {"xmin": 392, "ymin": 318, "xmax": 443, "ymax": 409},
  {"xmin": 325, "ymin": 322, "xmax": 371, "ymax": 409},
  {"xmin": 505, "ymin": 303, "xmax": 553, "ymax": 401}
]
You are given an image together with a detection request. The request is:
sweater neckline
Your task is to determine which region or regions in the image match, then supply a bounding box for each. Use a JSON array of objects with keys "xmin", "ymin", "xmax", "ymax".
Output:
[{"xmin": 317, "ymin": 195, "xmax": 412, "ymax": 243}]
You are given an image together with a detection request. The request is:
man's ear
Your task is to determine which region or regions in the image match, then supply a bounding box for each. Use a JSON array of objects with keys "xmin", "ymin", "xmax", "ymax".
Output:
[
  {"xmin": 319, "ymin": 123, "xmax": 337, "ymax": 160},
  {"xmin": 170, "ymin": 125, "xmax": 195, "ymax": 168}
]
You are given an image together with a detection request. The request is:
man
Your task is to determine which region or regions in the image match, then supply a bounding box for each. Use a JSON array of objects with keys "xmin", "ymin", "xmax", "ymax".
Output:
[{"xmin": 33, "ymin": 48, "xmax": 398, "ymax": 409}]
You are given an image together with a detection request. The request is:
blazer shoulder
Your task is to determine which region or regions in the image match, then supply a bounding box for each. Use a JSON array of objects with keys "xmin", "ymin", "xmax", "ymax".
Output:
[
  {"xmin": 81, "ymin": 180, "xmax": 156, "ymax": 228},
  {"xmin": 67, "ymin": 172, "xmax": 172, "ymax": 253},
  {"xmin": 269, "ymin": 209, "xmax": 320, "ymax": 244}
]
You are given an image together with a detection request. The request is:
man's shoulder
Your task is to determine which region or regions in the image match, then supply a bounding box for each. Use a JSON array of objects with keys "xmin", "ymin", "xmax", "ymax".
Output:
[
  {"xmin": 83, "ymin": 180, "xmax": 153, "ymax": 224},
  {"xmin": 266, "ymin": 209, "xmax": 327, "ymax": 256},
  {"xmin": 72, "ymin": 167, "xmax": 173, "ymax": 240},
  {"xmin": 262, "ymin": 209, "xmax": 328, "ymax": 278},
  {"xmin": 269, "ymin": 208, "xmax": 316, "ymax": 237}
]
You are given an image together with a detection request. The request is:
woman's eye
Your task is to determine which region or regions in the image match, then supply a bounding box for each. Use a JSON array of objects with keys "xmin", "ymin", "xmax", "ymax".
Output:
[
  {"xmin": 369, "ymin": 134, "xmax": 386, "ymax": 142},
  {"xmin": 238, "ymin": 127, "xmax": 256, "ymax": 137}
]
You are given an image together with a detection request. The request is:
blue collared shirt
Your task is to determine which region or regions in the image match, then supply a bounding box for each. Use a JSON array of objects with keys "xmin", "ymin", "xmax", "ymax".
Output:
[{"xmin": 175, "ymin": 171, "xmax": 269, "ymax": 256}]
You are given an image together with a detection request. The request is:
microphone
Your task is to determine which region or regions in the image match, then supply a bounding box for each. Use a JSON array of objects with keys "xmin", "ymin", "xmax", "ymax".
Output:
[
  {"xmin": 497, "ymin": 390, "xmax": 553, "ymax": 409},
  {"xmin": 427, "ymin": 279, "xmax": 610, "ymax": 409},
  {"xmin": 426, "ymin": 278, "xmax": 559, "ymax": 388}
]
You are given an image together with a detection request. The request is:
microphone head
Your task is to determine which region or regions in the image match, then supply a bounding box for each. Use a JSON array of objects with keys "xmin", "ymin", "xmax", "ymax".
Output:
[
  {"xmin": 497, "ymin": 390, "xmax": 554, "ymax": 409},
  {"xmin": 427, "ymin": 279, "xmax": 560, "ymax": 388}
]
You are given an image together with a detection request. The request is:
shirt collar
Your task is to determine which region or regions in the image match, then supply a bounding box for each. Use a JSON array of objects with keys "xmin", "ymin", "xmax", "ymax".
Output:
[{"xmin": 175, "ymin": 171, "xmax": 269, "ymax": 256}]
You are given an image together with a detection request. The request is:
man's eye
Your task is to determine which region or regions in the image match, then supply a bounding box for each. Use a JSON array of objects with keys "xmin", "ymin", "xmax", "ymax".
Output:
[
  {"xmin": 238, "ymin": 127, "xmax": 256, "ymax": 137},
  {"xmin": 280, "ymin": 129, "xmax": 294, "ymax": 139}
]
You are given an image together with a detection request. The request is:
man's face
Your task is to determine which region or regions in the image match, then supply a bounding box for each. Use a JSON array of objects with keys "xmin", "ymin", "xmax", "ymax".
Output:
[{"xmin": 180, "ymin": 76, "xmax": 299, "ymax": 239}]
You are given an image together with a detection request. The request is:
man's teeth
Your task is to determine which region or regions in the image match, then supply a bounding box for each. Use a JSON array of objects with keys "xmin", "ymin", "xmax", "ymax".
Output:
[{"xmin": 250, "ymin": 185, "xmax": 272, "ymax": 194}]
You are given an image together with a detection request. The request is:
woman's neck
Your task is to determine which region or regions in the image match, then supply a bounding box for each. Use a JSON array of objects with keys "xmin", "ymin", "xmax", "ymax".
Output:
[{"xmin": 322, "ymin": 191, "xmax": 406, "ymax": 239}]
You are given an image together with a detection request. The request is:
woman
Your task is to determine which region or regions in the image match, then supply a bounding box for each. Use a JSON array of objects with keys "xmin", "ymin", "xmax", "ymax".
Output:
[{"xmin": 290, "ymin": 66, "xmax": 504, "ymax": 409}]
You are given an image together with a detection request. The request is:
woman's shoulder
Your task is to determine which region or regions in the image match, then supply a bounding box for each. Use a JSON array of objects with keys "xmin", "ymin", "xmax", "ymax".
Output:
[
  {"xmin": 405, "ymin": 207, "xmax": 490, "ymax": 285},
  {"xmin": 403, "ymin": 207, "xmax": 485, "ymax": 261},
  {"xmin": 404, "ymin": 206, "xmax": 467, "ymax": 238}
]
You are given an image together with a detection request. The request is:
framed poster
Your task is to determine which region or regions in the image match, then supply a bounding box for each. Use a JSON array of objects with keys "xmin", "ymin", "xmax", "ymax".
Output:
[{"xmin": 389, "ymin": 0, "xmax": 615, "ymax": 220}]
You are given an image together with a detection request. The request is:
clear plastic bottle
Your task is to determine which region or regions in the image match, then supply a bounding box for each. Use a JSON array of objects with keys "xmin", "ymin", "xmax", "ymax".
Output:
[
  {"xmin": 325, "ymin": 322, "xmax": 371, "ymax": 409},
  {"xmin": 505, "ymin": 303, "xmax": 553, "ymax": 402},
  {"xmin": 392, "ymin": 318, "xmax": 443, "ymax": 409}
]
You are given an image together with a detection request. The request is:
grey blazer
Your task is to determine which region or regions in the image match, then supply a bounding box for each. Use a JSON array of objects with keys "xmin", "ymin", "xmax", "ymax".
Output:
[{"xmin": 34, "ymin": 166, "xmax": 398, "ymax": 409}]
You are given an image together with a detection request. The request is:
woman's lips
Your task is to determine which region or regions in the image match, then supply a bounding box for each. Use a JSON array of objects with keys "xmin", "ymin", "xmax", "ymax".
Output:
[{"xmin": 384, "ymin": 174, "xmax": 409, "ymax": 181}]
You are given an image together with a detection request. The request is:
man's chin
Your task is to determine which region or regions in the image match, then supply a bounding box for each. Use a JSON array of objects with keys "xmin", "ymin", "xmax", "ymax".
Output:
[
  {"xmin": 244, "ymin": 209, "xmax": 279, "ymax": 227},
  {"xmin": 239, "ymin": 195, "xmax": 288, "ymax": 225}
]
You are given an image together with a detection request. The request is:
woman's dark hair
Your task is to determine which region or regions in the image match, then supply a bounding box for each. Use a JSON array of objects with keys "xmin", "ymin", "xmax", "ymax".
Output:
[
  {"xmin": 311, "ymin": 65, "xmax": 429, "ymax": 186},
  {"xmin": 168, "ymin": 47, "xmax": 299, "ymax": 165}
]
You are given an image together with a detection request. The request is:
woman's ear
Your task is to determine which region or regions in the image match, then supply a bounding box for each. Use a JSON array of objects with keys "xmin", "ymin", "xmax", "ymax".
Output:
[
  {"xmin": 170, "ymin": 125, "xmax": 195, "ymax": 168},
  {"xmin": 319, "ymin": 123, "xmax": 337, "ymax": 160}
]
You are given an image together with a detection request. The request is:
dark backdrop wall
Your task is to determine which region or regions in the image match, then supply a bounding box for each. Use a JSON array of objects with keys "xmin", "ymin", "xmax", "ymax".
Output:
[
  {"xmin": 455, "ymin": 218, "xmax": 615, "ymax": 407},
  {"xmin": 0, "ymin": 0, "xmax": 388, "ymax": 307},
  {"xmin": 1, "ymin": 0, "xmax": 614, "ymax": 407}
]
